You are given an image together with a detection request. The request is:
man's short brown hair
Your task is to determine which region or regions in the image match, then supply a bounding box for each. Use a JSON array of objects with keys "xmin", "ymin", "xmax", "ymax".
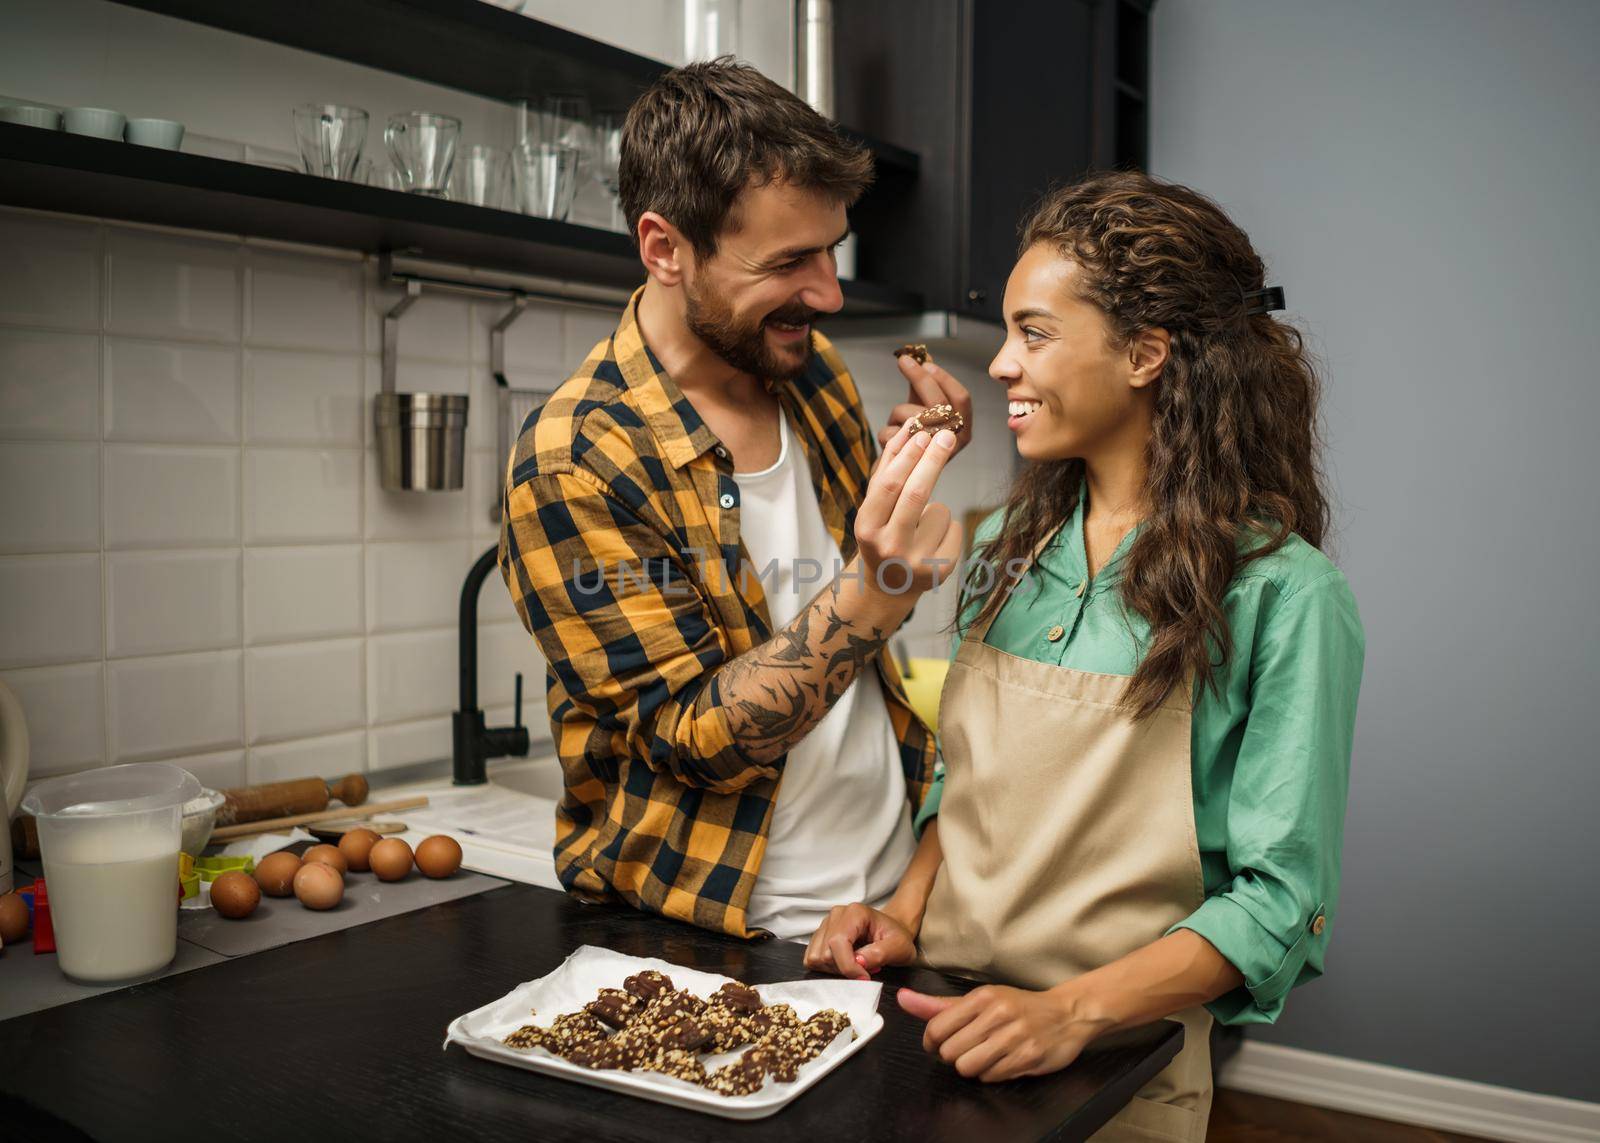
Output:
[{"xmin": 618, "ymin": 58, "xmax": 874, "ymax": 257}]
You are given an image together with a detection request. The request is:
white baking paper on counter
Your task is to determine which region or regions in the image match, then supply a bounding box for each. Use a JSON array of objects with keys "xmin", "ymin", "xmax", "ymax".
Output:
[{"xmin": 444, "ymin": 944, "xmax": 883, "ymax": 1120}]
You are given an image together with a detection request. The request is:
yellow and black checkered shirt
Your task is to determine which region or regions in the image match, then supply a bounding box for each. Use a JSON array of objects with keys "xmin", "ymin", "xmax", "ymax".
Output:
[{"xmin": 499, "ymin": 289, "xmax": 936, "ymax": 938}]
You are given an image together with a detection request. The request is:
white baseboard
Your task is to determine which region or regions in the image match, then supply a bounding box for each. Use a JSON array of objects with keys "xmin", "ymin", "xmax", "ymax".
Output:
[{"xmin": 1218, "ymin": 1041, "xmax": 1600, "ymax": 1143}]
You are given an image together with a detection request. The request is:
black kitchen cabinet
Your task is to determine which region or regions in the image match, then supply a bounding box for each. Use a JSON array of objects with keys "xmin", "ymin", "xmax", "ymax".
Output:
[{"xmin": 835, "ymin": 0, "xmax": 1154, "ymax": 323}]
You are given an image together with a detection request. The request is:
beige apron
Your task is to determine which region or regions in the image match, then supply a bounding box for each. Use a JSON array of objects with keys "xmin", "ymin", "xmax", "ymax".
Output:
[{"xmin": 918, "ymin": 561, "xmax": 1214, "ymax": 1142}]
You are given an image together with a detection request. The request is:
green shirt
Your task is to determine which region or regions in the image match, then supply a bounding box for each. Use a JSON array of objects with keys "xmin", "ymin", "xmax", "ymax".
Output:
[{"xmin": 915, "ymin": 491, "xmax": 1365, "ymax": 1025}]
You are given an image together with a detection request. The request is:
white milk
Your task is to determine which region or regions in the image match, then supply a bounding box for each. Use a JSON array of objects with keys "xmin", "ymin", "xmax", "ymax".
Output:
[{"xmin": 44, "ymin": 827, "xmax": 178, "ymax": 982}]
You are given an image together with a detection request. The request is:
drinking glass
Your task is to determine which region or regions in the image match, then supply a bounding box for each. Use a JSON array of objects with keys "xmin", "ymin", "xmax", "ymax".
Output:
[
  {"xmin": 452, "ymin": 144, "xmax": 510, "ymax": 208},
  {"xmin": 540, "ymin": 94, "xmax": 592, "ymax": 155},
  {"xmin": 511, "ymin": 141, "xmax": 579, "ymax": 220},
  {"xmin": 291, "ymin": 104, "xmax": 368, "ymax": 180},
  {"xmin": 359, "ymin": 156, "xmax": 404, "ymax": 190},
  {"xmin": 592, "ymin": 113, "xmax": 624, "ymax": 231},
  {"xmin": 384, "ymin": 111, "xmax": 461, "ymax": 197}
]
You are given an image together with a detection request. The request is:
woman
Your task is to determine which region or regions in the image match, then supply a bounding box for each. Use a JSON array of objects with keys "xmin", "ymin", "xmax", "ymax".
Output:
[{"xmin": 805, "ymin": 171, "xmax": 1365, "ymax": 1141}]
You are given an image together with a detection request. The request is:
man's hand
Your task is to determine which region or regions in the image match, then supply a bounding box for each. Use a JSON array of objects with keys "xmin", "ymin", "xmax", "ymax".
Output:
[
  {"xmin": 879, "ymin": 354, "xmax": 974, "ymax": 454},
  {"xmin": 855, "ymin": 423, "xmax": 964, "ymax": 596},
  {"xmin": 897, "ymin": 985, "xmax": 1113, "ymax": 1083},
  {"xmin": 803, "ymin": 903, "xmax": 919, "ymax": 980}
]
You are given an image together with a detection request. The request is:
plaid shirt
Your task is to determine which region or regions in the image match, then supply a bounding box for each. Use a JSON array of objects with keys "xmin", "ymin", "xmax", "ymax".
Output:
[{"xmin": 499, "ymin": 288, "xmax": 936, "ymax": 938}]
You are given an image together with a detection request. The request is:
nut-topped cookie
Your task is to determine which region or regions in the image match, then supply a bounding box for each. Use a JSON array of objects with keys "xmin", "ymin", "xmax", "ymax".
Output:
[
  {"xmin": 893, "ymin": 343, "xmax": 930, "ymax": 365},
  {"xmin": 904, "ymin": 403, "xmax": 964, "ymax": 436}
]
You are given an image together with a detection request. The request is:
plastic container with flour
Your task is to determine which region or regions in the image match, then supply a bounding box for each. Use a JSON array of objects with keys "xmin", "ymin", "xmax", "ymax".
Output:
[{"xmin": 20, "ymin": 763, "xmax": 200, "ymax": 982}]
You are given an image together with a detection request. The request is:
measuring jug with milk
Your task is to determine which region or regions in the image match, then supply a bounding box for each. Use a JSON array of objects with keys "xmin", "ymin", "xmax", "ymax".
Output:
[{"xmin": 19, "ymin": 762, "xmax": 200, "ymax": 982}]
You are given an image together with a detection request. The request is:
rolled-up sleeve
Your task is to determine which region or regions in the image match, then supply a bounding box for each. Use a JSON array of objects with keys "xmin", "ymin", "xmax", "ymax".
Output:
[
  {"xmin": 1169, "ymin": 571, "xmax": 1365, "ymax": 1024},
  {"xmin": 501, "ymin": 467, "xmax": 779, "ymax": 793}
]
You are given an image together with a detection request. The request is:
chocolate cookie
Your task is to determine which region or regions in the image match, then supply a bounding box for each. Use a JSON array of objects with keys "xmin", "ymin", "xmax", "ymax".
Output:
[
  {"xmin": 705, "ymin": 1053, "xmax": 769, "ymax": 1097},
  {"xmin": 623, "ymin": 969, "xmax": 674, "ymax": 1002},
  {"xmin": 585, "ymin": 987, "xmax": 643, "ymax": 1029},
  {"xmin": 501, "ymin": 1023, "xmax": 546, "ymax": 1050},
  {"xmin": 893, "ymin": 343, "xmax": 930, "ymax": 365},
  {"xmin": 656, "ymin": 1014, "xmax": 713, "ymax": 1053},
  {"xmin": 708, "ymin": 981, "xmax": 762, "ymax": 1015},
  {"xmin": 903, "ymin": 403, "xmax": 964, "ymax": 436}
]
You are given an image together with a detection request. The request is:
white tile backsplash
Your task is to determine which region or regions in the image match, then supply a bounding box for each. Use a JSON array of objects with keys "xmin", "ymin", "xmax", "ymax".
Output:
[
  {"xmin": 105, "ymin": 230, "xmax": 241, "ymax": 342},
  {"xmin": 244, "ymin": 349, "xmax": 363, "ymax": 446},
  {"xmin": 247, "ymin": 251, "xmax": 363, "ymax": 352},
  {"xmin": 368, "ymin": 715, "xmax": 453, "ymax": 773},
  {"xmin": 363, "ymin": 446, "xmax": 469, "ymax": 541},
  {"xmin": 161, "ymin": 747, "xmax": 247, "ymax": 791},
  {"xmin": 0, "ymin": 440, "xmax": 100, "ymax": 553},
  {"xmin": 365, "ymin": 539, "xmax": 471, "ymax": 633},
  {"xmin": 245, "ymin": 638, "xmax": 365, "ymax": 744},
  {"xmin": 0, "ymin": 662, "xmax": 106, "ymax": 776},
  {"xmin": 243, "ymin": 544, "xmax": 362, "ymax": 644},
  {"xmin": 367, "ymin": 628, "xmax": 456, "ymax": 725},
  {"xmin": 107, "ymin": 649, "xmax": 243, "ymax": 762},
  {"xmin": 478, "ymin": 620, "xmax": 547, "ymax": 709},
  {"xmin": 0, "ymin": 554, "xmax": 102, "ymax": 668},
  {"xmin": 368, "ymin": 281, "xmax": 472, "ymax": 364},
  {"xmin": 104, "ymin": 338, "xmax": 240, "ymax": 442},
  {"xmin": 243, "ymin": 447, "xmax": 362, "ymax": 543},
  {"xmin": 563, "ymin": 308, "xmax": 620, "ymax": 369},
  {"xmin": 0, "ymin": 214, "xmax": 101, "ymax": 330},
  {"xmin": 249, "ymin": 729, "xmax": 367, "ymax": 784},
  {"xmin": 0, "ymin": 329, "xmax": 100, "ymax": 438},
  {"xmin": 468, "ymin": 449, "xmax": 503, "ymax": 542},
  {"xmin": 106, "ymin": 549, "xmax": 241, "ymax": 657},
  {"xmin": 0, "ymin": 207, "xmax": 602, "ymax": 780},
  {"xmin": 103, "ymin": 444, "xmax": 239, "ymax": 548},
  {"xmin": 470, "ymin": 296, "xmax": 563, "ymax": 370}
]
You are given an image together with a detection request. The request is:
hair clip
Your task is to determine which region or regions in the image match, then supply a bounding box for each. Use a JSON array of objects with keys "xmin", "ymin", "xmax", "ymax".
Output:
[{"xmin": 1242, "ymin": 286, "xmax": 1286, "ymax": 315}]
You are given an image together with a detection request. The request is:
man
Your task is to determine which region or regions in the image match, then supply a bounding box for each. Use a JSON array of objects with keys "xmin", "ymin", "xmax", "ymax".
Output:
[{"xmin": 499, "ymin": 60, "xmax": 971, "ymax": 940}]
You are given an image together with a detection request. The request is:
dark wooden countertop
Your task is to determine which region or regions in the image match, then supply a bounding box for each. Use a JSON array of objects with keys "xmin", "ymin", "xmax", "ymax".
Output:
[{"xmin": 0, "ymin": 882, "xmax": 1180, "ymax": 1142}]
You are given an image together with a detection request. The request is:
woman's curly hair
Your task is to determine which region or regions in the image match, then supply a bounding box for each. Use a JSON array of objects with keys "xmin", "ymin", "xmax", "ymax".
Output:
[{"xmin": 966, "ymin": 170, "xmax": 1330, "ymax": 718}]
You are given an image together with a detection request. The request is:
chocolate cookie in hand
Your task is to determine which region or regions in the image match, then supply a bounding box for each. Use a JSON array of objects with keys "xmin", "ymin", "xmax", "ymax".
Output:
[{"xmin": 903, "ymin": 403, "xmax": 964, "ymax": 436}]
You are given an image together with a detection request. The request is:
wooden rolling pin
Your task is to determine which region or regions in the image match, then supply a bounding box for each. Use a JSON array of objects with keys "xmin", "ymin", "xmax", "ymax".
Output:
[
  {"xmin": 10, "ymin": 773, "xmax": 372, "ymax": 859},
  {"xmin": 208, "ymin": 796, "xmax": 429, "ymax": 842},
  {"xmin": 214, "ymin": 773, "xmax": 369, "ymax": 826}
]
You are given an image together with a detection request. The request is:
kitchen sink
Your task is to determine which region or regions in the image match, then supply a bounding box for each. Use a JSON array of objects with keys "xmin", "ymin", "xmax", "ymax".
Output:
[{"xmin": 487, "ymin": 756, "xmax": 564, "ymax": 800}]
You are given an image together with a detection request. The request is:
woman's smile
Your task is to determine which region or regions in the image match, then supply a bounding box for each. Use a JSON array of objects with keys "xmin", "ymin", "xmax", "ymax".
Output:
[{"xmin": 1007, "ymin": 397, "xmax": 1044, "ymax": 432}]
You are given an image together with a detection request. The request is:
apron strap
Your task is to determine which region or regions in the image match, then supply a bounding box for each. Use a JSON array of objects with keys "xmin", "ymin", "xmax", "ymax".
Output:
[{"xmin": 961, "ymin": 519, "xmax": 1069, "ymax": 645}]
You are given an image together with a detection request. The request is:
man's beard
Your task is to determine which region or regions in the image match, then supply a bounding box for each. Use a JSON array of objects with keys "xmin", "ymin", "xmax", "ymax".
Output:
[{"xmin": 685, "ymin": 279, "xmax": 817, "ymax": 382}]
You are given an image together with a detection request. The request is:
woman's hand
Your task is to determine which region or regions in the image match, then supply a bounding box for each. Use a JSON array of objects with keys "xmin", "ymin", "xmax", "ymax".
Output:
[
  {"xmin": 802, "ymin": 903, "xmax": 918, "ymax": 980},
  {"xmin": 879, "ymin": 355, "xmax": 974, "ymax": 454},
  {"xmin": 854, "ymin": 423, "xmax": 964, "ymax": 596},
  {"xmin": 896, "ymin": 984, "xmax": 1116, "ymax": 1083}
]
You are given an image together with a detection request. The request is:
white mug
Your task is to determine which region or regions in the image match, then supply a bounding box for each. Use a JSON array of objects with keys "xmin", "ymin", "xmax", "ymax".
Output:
[
  {"xmin": 63, "ymin": 107, "xmax": 126, "ymax": 140},
  {"xmin": 126, "ymin": 118, "xmax": 185, "ymax": 150}
]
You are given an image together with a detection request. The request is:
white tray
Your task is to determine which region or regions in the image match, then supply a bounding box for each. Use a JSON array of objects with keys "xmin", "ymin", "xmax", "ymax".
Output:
[{"xmin": 444, "ymin": 944, "xmax": 884, "ymax": 1120}]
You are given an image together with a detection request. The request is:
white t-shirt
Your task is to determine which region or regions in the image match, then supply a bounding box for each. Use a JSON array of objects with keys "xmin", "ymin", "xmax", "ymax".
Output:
[{"xmin": 734, "ymin": 413, "xmax": 918, "ymax": 940}]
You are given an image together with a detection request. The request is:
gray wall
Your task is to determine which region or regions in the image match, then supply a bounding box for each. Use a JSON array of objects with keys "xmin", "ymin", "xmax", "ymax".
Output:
[{"xmin": 1150, "ymin": 0, "xmax": 1600, "ymax": 1102}]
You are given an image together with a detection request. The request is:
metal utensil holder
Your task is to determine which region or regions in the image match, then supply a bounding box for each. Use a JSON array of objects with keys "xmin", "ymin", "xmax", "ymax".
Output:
[
  {"xmin": 372, "ymin": 253, "xmax": 626, "ymax": 503},
  {"xmin": 374, "ymin": 278, "xmax": 468, "ymax": 491}
]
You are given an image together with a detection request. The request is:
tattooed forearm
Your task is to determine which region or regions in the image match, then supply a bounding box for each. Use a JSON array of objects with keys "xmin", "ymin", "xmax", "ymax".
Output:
[{"xmin": 712, "ymin": 575, "xmax": 894, "ymax": 763}]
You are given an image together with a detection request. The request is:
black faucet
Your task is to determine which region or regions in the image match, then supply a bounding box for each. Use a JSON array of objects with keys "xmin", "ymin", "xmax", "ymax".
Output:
[{"xmin": 453, "ymin": 543, "xmax": 530, "ymax": 785}]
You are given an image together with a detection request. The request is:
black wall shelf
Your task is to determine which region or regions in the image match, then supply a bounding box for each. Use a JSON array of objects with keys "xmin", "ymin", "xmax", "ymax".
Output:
[
  {"xmin": 0, "ymin": 125, "xmax": 922, "ymax": 316},
  {"xmin": 106, "ymin": 0, "xmax": 919, "ymax": 177}
]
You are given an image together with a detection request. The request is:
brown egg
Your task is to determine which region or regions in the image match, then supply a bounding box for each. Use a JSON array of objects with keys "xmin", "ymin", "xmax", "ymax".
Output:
[
  {"xmin": 302, "ymin": 843, "xmax": 348, "ymax": 877},
  {"xmin": 338, "ymin": 827, "xmax": 382, "ymax": 872},
  {"xmin": 414, "ymin": 834, "xmax": 463, "ymax": 880},
  {"xmin": 209, "ymin": 870, "xmax": 261, "ymax": 919},
  {"xmin": 292, "ymin": 860, "xmax": 344, "ymax": 910},
  {"xmin": 0, "ymin": 892, "xmax": 30, "ymax": 943},
  {"xmin": 368, "ymin": 837, "xmax": 414, "ymax": 882},
  {"xmin": 253, "ymin": 850, "xmax": 304, "ymax": 897}
]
